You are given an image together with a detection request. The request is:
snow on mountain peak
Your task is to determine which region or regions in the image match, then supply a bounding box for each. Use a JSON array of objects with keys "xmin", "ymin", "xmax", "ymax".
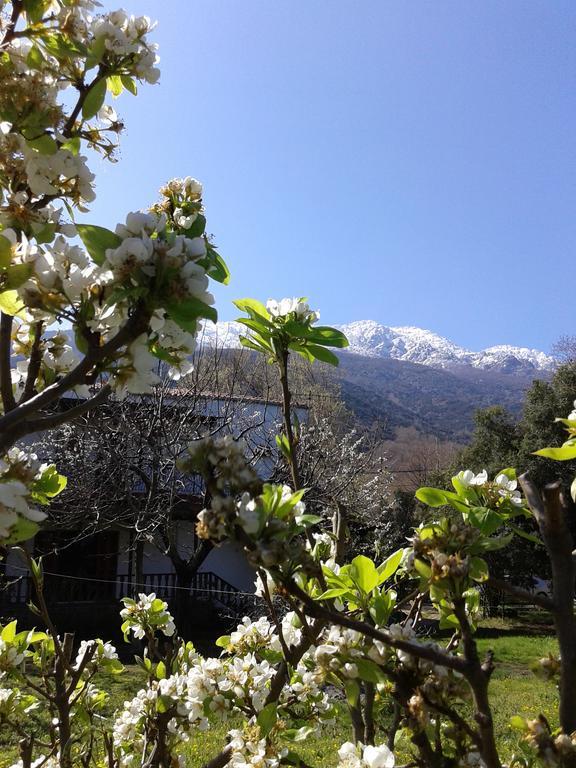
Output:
[
  {"xmin": 338, "ymin": 321, "xmax": 555, "ymax": 372},
  {"xmin": 198, "ymin": 319, "xmax": 555, "ymax": 373}
]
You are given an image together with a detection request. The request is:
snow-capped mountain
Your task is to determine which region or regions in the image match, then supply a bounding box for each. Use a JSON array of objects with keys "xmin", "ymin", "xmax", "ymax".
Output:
[
  {"xmin": 199, "ymin": 319, "xmax": 555, "ymax": 374},
  {"xmin": 338, "ymin": 321, "xmax": 555, "ymax": 373}
]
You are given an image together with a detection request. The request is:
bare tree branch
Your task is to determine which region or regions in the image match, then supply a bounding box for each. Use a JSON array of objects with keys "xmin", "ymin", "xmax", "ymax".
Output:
[{"xmin": 486, "ymin": 575, "xmax": 554, "ymax": 612}]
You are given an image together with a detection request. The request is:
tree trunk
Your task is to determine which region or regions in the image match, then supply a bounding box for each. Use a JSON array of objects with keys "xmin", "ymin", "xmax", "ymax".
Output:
[
  {"xmin": 520, "ymin": 477, "xmax": 576, "ymax": 733},
  {"xmin": 174, "ymin": 568, "xmax": 194, "ymax": 639}
]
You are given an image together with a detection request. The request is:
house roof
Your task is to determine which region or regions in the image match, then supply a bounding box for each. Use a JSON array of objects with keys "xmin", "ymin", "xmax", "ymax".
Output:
[{"xmin": 60, "ymin": 388, "xmax": 310, "ymax": 411}]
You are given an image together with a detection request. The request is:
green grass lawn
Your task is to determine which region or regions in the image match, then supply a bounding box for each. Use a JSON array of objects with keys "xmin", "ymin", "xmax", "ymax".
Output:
[
  {"xmin": 478, "ymin": 634, "xmax": 558, "ymax": 676},
  {"xmin": 0, "ymin": 633, "xmax": 560, "ymax": 767}
]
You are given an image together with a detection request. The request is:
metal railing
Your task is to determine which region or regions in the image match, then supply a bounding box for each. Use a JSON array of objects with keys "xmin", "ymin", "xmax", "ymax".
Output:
[{"xmin": 0, "ymin": 569, "xmax": 253, "ymax": 613}]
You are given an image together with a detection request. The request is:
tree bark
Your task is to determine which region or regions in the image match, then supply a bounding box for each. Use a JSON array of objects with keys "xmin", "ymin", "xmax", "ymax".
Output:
[{"xmin": 520, "ymin": 476, "xmax": 576, "ymax": 733}]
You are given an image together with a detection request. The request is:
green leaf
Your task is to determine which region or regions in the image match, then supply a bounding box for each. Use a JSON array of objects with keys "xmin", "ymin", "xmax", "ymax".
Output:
[
  {"xmin": 534, "ymin": 444, "xmax": 576, "ymax": 461},
  {"xmin": 322, "ymin": 568, "xmax": 351, "ymax": 588},
  {"xmin": 3, "ymin": 517, "xmax": 39, "ymax": 546},
  {"xmin": 42, "ymin": 33, "xmax": 86, "ymax": 59},
  {"xmin": 275, "ymin": 433, "xmax": 292, "ymax": 460},
  {"xmin": 370, "ymin": 592, "xmax": 395, "ymax": 625},
  {"xmin": 283, "ymin": 320, "xmax": 312, "ymax": 338},
  {"xmin": 317, "ymin": 587, "xmax": 352, "ymax": 601},
  {"xmin": 5, "ymin": 264, "xmax": 32, "ymax": 289},
  {"xmin": 296, "ymin": 513, "xmax": 322, "ymax": 526},
  {"xmin": 1, "ymin": 620, "xmax": 17, "ymax": 642},
  {"xmin": 350, "ymin": 555, "xmax": 379, "ymax": 594},
  {"xmin": 23, "ymin": 0, "xmax": 48, "ymax": 25},
  {"xmin": 215, "ymin": 635, "xmax": 230, "ymax": 649},
  {"xmin": 34, "ymin": 223, "xmax": 57, "ymax": 244},
  {"xmin": 508, "ymin": 524, "xmax": 542, "ymax": 546},
  {"xmin": 26, "ymin": 134, "xmax": 58, "ymax": 155},
  {"xmin": 107, "ymin": 75, "xmax": 123, "ymax": 97},
  {"xmin": 121, "ymin": 75, "xmax": 138, "ymax": 95},
  {"xmin": 149, "ymin": 343, "xmax": 180, "ymax": 365},
  {"xmin": 555, "ymin": 417, "xmax": 576, "ymax": 428},
  {"xmin": 205, "ymin": 250, "xmax": 230, "ymax": 285},
  {"xmin": 344, "ymin": 679, "xmax": 360, "ymax": 708},
  {"xmin": 467, "ymin": 507, "xmax": 504, "ymax": 536},
  {"xmin": 414, "ymin": 558, "xmax": 431, "ymax": 580},
  {"xmin": 378, "ymin": 549, "xmax": 404, "ymax": 583},
  {"xmin": 415, "ymin": 487, "xmax": 451, "ymax": 507},
  {"xmin": 74, "ymin": 325, "xmax": 89, "ymax": 355},
  {"xmin": 156, "ymin": 660, "xmax": 166, "ymax": 679},
  {"xmin": 469, "ymin": 556, "xmax": 489, "ymax": 583},
  {"xmin": 26, "ymin": 44, "xmax": 44, "ymax": 69},
  {"xmin": 156, "ymin": 695, "xmax": 173, "ymax": 714},
  {"xmin": 0, "ymin": 235, "xmax": 12, "ymax": 269},
  {"xmin": 61, "ymin": 137, "xmax": 80, "ymax": 156},
  {"xmin": 237, "ymin": 317, "xmax": 272, "ymax": 337},
  {"xmin": 305, "ymin": 326, "xmax": 349, "ymax": 348},
  {"xmin": 355, "ymin": 658, "xmax": 386, "ymax": 684},
  {"xmin": 30, "ymin": 465, "xmax": 67, "ymax": 503},
  {"xmin": 289, "ymin": 343, "xmax": 315, "ymax": 362},
  {"xmin": 183, "ymin": 214, "xmax": 206, "ymax": 239},
  {"xmin": 76, "ymin": 224, "xmax": 122, "ymax": 266},
  {"xmin": 305, "ymin": 344, "xmax": 339, "ymax": 366},
  {"xmin": 82, "ymin": 78, "xmax": 107, "ymax": 120},
  {"xmin": 30, "ymin": 557, "xmax": 43, "ymax": 584},
  {"xmin": 239, "ymin": 335, "xmax": 272, "ymax": 354},
  {"xmin": 438, "ymin": 610, "xmax": 460, "ymax": 629},
  {"xmin": 233, "ymin": 298, "xmax": 270, "ymax": 321},
  {"xmin": 107, "ymin": 658, "xmax": 124, "ymax": 674},
  {"xmin": 474, "ymin": 532, "xmax": 514, "ymax": 552},
  {"xmin": 165, "ymin": 296, "xmax": 217, "ymax": 329},
  {"xmin": 85, "ymin": 35, "xmax": 106, "ymax": 69},
  {"xmin": 256, "ymin": 703, "xmax": 277, "ymax": 737}
]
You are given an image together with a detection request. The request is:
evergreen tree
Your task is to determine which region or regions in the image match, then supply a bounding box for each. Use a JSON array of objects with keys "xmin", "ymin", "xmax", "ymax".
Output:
[
  {"xmin": 454, "ymin": 406, "xmax": 522, "ymax": 478},
  {"xmin": 518, "ymin": 365, "xmax": 576, "ymax": 491}
]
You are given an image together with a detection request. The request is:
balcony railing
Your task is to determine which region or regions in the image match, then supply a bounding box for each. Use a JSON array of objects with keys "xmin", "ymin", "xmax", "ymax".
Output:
[{"xmin": 0, "ymin": 570, "xmax": 256, "ymax": 614}]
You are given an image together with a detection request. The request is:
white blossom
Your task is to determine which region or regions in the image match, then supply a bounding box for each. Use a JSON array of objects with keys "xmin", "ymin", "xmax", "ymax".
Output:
[
  {"xmin": 337, "ymin": 742, "xmax": 395, "ymax": 768},
  {"xmin": 459, "ymin": 469, "xmax": 488, "ymax": 487},
  {"xmin": 266, "ymin": 297, "xmax": 319, "ymax": 323}
]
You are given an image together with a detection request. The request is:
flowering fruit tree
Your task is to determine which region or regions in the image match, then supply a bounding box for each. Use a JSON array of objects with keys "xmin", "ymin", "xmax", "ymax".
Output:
[{"xmin": 1, "ymin": 3, "xmax": 576, "ymax": 768}]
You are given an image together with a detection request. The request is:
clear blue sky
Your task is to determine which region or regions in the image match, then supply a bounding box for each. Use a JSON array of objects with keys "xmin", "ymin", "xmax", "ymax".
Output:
[{"xmin": 88, "ymin": 1, "xmax": 576, "ymax": 353}]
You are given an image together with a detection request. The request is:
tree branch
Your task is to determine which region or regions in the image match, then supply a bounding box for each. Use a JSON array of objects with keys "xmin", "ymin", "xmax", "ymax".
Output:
[
  {"xmin": 486, "ymin": 576, "xmax": 554, "ymax": 612},
  {"xmin": 22, "ymin": 385, "xmax": 112, "ymax": 434},
  {"xmin": 282, "ymin": 578, "xmax": 468, "ymax": 674},
  {"xmin": 452, "ymin": 598, "xmax": 500, "ymax": 768},
  {"xmin": 19, "ymin": 321, "xmax": 44, "ymax": 404},
  {"xmin": 0, "ymin": 305, "xmax": 150, "ymax": 451},
  {"xmin": 201, "ymin": 745, "xmax": 232, "ymax": 768},
  {"xmin": 0, "ymin": 312, "xmax": 16, "ymax": 413},
  {"xmin": 0, "ymin": 0, "xmax": 23, "ymax": 48}
]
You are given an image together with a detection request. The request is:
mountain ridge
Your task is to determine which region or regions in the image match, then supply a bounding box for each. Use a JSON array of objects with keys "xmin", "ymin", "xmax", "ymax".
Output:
[
  {"xmin": 200, "ymin": 319, "xmax": 555, "ymax": 375},
  {"xmin": 198, "ymin": 320, "xmax": 554, "ymax": 440}
]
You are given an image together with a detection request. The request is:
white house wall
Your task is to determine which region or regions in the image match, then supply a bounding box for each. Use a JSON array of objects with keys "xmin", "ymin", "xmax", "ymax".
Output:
[
  {"xmin": 114, "ymin": 522, "xmax": 256, "ymax": 594},
  {"xmin": 199, "ymin": 543, "xmax": 256, "ymax": 593}
]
